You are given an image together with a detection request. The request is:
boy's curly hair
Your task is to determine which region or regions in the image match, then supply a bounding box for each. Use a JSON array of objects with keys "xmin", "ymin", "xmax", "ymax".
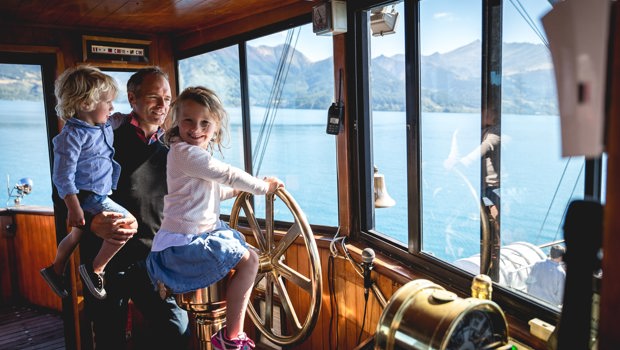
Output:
[{"xmin": 54, "ymin": 65, "xmax": 118, "ymax": 121}]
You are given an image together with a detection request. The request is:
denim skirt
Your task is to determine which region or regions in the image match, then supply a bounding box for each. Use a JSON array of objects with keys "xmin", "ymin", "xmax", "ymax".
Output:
[{"xmin": 146, "ymin": 227, "xmax": 248, "ymax": 294}]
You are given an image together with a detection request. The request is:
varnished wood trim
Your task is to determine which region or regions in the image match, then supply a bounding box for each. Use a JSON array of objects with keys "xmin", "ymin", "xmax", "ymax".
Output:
[
  {"xmin": 0, "ymin": 206, "xmax": 54, "ymax": 216},
  {"xmin": 0, "ymin": 44, "xmax": 64, "ymax": 80},
  {"xmin": 173, "ymin": 2, "xmax": 313, "ymax": 53},
  {"xmin": 334, "ymin": 33, "xmax": 352, "ymax": 237},
  {"xmin": 599, "ymin": 2, "xmax": 620, "ymax": 349},
  {"xmin": 0, "ymin": 215, "xmax": 16, "ymax": 304}
]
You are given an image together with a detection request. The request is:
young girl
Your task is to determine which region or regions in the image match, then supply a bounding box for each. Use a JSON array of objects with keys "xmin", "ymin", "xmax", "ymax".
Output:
[
  {"xmin": 40, "ymin": 66, "xmax": 137, "ymax": 300},
  {"xmin": 146, "ymin": 86, "xmax": 283, "ymax": 350}
]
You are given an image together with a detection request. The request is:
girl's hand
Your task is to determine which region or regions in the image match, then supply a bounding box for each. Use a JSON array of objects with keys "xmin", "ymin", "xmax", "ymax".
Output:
[{"xmin": 264, "ymin": 176, "xmax": 284, "ymax": 194}]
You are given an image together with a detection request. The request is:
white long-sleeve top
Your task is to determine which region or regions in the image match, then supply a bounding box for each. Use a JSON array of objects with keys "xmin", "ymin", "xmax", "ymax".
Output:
[{"xmin": 159, "ymin": 141, "xmax": 269, "ymax": 235}]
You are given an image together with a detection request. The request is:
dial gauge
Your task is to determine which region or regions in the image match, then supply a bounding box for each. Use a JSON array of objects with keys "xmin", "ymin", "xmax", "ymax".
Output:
[{"xmin": 446, "ymin": 309, "xmax": 506, "ymax": 350}]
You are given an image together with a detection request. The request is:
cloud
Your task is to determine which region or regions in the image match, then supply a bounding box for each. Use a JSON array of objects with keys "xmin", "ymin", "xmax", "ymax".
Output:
[{"xmin": 433, "ymin": 12, "xmax": 454, "ymax": 21}]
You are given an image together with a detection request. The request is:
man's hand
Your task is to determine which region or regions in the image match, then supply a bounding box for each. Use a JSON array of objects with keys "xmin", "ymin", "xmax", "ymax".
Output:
[{"xmin": 91, "ymin": 211, "xmax": 137, "ymax": 245}]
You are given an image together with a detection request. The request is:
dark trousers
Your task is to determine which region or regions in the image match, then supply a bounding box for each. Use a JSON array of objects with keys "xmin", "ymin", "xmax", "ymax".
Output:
[{"xmin": 83, "ymin": 260, "xmax": 190, "ymax": 350}]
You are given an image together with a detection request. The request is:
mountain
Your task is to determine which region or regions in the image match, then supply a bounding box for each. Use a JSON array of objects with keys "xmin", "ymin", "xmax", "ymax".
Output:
[
  {"xmin": 0, "ymin": 64, "xmax": 44, "ymax": 100},
  {"xmin": 0, "ymin": 41, "xmax": 557, "ymax": 114}
]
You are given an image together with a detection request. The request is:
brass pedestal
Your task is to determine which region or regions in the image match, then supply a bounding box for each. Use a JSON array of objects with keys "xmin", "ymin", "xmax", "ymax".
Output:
[{"xmin": 175, "ymin": 275, "xmax": 230, "ymax": 350}]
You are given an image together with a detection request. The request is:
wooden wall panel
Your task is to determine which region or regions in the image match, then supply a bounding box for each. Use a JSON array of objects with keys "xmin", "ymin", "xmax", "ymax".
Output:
[{"xmin": 13, "ymin": 213, "xmax": 61, "ymax": 311}]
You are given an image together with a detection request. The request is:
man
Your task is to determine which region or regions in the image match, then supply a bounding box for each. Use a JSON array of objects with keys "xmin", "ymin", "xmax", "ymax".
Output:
[
  {"xmin": 79, "ymin": 67, "xmax": 189, "ymax": 349},
  {"xmin": 526, "ymin": 244, "xmax": 566, "ymax": 307}
]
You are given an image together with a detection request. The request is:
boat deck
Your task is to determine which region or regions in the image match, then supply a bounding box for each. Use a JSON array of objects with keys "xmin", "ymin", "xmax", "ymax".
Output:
[{"xmin": 0, "ymin": 304, "xmax": 65, "ymax": 350}]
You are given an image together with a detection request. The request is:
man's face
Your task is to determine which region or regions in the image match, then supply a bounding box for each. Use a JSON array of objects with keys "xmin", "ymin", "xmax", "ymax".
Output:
[{"xmin": 128, "ymin": 74, "xmax": 172, "ymax": 129}]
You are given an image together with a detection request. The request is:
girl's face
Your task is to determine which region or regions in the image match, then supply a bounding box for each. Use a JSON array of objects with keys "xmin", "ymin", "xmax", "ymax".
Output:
[
  {"xmin": 177, "ymin": 99, "xmax": 218, "ymax": 149},
  {"xmin": 79, "ymin": 92, "xmax": 115, "ymax": 125}
]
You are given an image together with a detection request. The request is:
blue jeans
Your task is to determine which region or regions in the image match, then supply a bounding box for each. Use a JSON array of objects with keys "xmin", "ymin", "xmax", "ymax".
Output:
[{"xmin": 83, "ymin": 260, "xmax": 190, "ymax": 349}]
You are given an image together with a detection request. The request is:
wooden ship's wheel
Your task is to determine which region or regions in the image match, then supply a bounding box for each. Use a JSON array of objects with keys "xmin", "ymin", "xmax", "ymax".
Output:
[{"xmin": 176, "ymin": 188, "xmax": 322, "ymax": 348}]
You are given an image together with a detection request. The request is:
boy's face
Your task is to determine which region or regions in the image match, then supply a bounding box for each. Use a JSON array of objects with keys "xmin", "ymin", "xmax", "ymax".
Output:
[
  {"xmin": 177, "ymin": 99, "xmax": 218, "ymax": 149},
  {"xmin": 79, "ymin": 92, "xmax": 115, "ymax": 125}
]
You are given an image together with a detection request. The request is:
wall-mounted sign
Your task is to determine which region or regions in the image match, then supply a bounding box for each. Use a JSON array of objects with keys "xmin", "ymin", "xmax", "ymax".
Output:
[{"xmin": 82, "ymin": 35, "xmax": 151, "ymax": 64}]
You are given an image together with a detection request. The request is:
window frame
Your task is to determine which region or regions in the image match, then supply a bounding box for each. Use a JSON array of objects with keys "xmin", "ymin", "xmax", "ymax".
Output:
[{"xmin": 348, "ymin": 0, "xmax": 604, "ymax": 323}]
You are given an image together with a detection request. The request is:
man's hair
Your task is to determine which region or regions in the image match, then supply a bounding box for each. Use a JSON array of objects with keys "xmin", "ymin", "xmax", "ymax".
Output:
[
  {"xmin": 126, "ymin": 66, "xmax": 168, "ymax": 95},
  {"xmin": 550, "ymin": 245, "xmax": 566, "ymax": 259},
  {"xmin": 54, "ymin": 65, "xmax": 118, "ymax": 121}
]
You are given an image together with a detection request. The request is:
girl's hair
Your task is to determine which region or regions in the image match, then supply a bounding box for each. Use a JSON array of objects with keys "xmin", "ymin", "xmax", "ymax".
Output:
[
  {"xmin": 164, "ymin": 86, "xmax": 230, "ymax": 155},
  {"xmin": 54, "ymin": 65, "xmax": 118, "ymax": 121}
]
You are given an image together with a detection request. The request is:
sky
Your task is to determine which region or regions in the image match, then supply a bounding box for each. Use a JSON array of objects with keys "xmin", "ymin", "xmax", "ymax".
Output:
[{"xmin": 248, "ymin": 0, "xmax": 553, "ymax": 62}]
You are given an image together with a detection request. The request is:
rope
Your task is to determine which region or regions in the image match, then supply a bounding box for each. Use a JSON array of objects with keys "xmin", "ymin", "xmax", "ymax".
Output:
[
  {"xmin": 553, "ymin": 162, "xmax": 585, "ymax": 241},
  {"xmin": 508, "ymin": 0, "xmax": 550, "ymax": 48},
  {"xmin": 252, "ymin": 28, "xmax": 301, "ymax": 175},
  {"xmin": 535, "ymin": 156, "xmax": 573, "ymax": 242}
]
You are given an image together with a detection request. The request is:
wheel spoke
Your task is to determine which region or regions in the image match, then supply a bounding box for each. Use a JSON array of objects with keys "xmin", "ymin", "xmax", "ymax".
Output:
[
  {"xmin": 274, "ymin": 260, "xmax": 312, "ymax": 293},
  {"xmin": 272, "ymin": 222, "xmax": 302, "ymax": 259},
  {"xmin": 239, "ymin": 196, "xmax": 267, "ymax": 252},
  {"xmin": 265, "ymin": 193, "xmax": 275, "ymax": 254},
  {"xmin": 254, "ymin": 271, "xmax": 267, "ymax": 288},
  {"xmin": 264, "ymin": 273, "xmax": 274, "ymax": 330},
  {"xmin": 273, "ymin": 275, "xmax": 302, "ymax": 331}
]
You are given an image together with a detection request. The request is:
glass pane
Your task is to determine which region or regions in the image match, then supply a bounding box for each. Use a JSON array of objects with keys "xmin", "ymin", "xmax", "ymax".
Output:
[
  {"xmin": 247, "ymin": 24, "xmax": 337, "ymax": 226},
  {"xmin": 0, "ymin": 63, "xmax": 52, "ymax": 207},
  {"xmin": 106, "ymin": 71, "xmax": 134, "ymax": 113},
  {"xmin": 178, "ymin": 45, "xmax": 243, "ymax": 215},
  {"xmin": 419, "ymin": 0, "xmax": 482, "ymax": 263},
  {"xmin": 369, "ymin": 1, "xmax": 407, "ymax": 243},
  {"xmin": 499, "ymin": 0, "xmax": 577, "ymax": 309}
]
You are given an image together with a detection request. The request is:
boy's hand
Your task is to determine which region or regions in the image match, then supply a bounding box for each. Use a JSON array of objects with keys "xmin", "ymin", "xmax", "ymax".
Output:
[
  {"xmin": 67, "ymin": 207, "xmax": 85, "ymax": 227},
  {"xmin": 64, "ymin": 193, "xmax": 85, "ymax": 227}
]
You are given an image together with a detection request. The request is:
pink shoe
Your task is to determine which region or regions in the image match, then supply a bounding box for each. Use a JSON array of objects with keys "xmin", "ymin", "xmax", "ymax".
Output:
[{"xmin": 211, "ymin": 327, "xmax": 255, "ymax": 350}]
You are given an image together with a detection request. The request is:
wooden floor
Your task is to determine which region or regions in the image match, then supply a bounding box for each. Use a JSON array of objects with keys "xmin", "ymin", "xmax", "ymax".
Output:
[{"xmin": 0, "ymin": 304, "xmax": 65, "ymax": 350}]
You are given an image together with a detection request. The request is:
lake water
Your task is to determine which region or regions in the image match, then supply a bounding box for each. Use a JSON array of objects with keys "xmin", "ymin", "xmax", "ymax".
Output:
[{"xmin": 0, "ymin": 100, "xmax": 584, "ymax": 262}]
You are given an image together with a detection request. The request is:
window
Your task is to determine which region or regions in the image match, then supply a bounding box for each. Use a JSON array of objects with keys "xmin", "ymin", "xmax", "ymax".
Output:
[
  {"xmin": 106, "ymin": 71, "xmax": 134, "ymax": 111},
  {"xmin": 0, "ymin": 63, "xmax": 52, "ymax": 207},
  {"xmin": 177, "ymin": 23, "xmax": 337, "ymax": 227},
  {"xmin": 370, "ymin": 2, "xmax": 408, "ymax": 242},
  {"xmin": 247, "ymin": 25, "xmax": 336, "ymax": 226},
  {"xmin": 497, "ymin": 0, "xmax": 579, "ymax": 308},
  {"xmin": 354, "ymin": 0, "xmax": 601, "ymax": 312}
]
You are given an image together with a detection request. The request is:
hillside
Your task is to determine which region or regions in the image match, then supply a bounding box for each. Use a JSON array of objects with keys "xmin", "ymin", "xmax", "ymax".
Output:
[{"xmin": 0, "ymin": 41, "xmax": 557, "ymax": 114}]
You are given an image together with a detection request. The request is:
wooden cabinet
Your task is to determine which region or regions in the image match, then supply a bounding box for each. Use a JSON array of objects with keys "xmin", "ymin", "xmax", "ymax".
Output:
[{"xmin": 0, "ymin": 207, "xmax": 62, "ymax": 311}]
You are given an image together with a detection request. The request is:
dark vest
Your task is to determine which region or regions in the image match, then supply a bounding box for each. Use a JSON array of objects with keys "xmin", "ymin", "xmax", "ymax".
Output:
[{"xmin": 80, "ymin": 121, "xmax": 168, "ymax": 271}]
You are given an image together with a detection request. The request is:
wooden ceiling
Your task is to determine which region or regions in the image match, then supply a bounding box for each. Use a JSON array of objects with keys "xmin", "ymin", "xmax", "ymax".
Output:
[{"xmin": 0, "ymin": 0, "xmax": 314, "ymax": 35}]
